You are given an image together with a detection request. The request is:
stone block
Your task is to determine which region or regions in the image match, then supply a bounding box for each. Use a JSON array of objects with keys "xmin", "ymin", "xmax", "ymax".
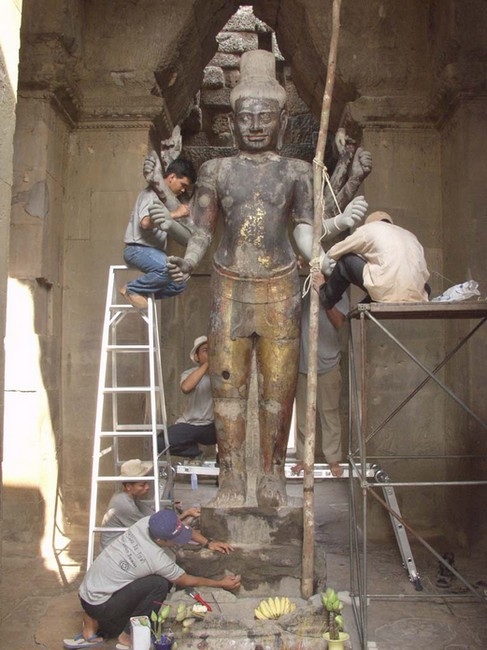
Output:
[
  {"xmin": 203, "ymin": 66, "xmax": 225, "ymax": 90},
  {"xmin": 174, "ymin": 506, "xmax": 327, "ymax": 595},
  {"xmin": 216, "ymin": 32, "xmax": 258, "ymax": 54},
  {"xmin": 201, "ymin": 88, "xmax": 231, "ymax": 110},
  {"xmin": 209, "ymin": 53, "xmax": 241, "ymax": 69}
]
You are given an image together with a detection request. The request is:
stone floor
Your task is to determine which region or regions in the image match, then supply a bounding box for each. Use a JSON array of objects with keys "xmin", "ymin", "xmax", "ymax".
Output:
[{"xmin": 1, "ymin": 475, "xmax": 486, "ymax": 649}]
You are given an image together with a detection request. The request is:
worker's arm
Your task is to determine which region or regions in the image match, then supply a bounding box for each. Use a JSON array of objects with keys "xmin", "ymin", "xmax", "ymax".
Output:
[
  {"xmin": 189, "ymin": 528, "xmax": 234, "ymax": 554},
  {"xmin": 174, "ymin": 572, "xmax": 241, "ymax": 591},
  {"xmin": 180, "ymin": 362, "xmax": 209, "ymax": 394}
]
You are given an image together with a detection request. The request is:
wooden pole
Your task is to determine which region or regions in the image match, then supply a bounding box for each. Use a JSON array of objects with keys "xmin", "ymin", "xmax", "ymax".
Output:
[{"xmin": 302, "ymin": 0, "xmax": 343, "ymax": 599}]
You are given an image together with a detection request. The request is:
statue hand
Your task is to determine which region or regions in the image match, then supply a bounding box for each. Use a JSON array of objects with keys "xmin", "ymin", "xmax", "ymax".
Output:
[
  {"xmin": 335, "ymin": 128, "xmax": 356, "ymax": 158},
  {"xmin": 167, "ymin": 256, "xmax": 193, "ymax": 283},
  {"xmin": 149, "ymin": 200, "xmax": 171, "ymax": 231},
  {"xmin": 319, "ymin": 251, "xmax": 336, "ymax": 278},
  {"xmin": 351, "ymin": 147, "xmax": 372, "ymax": 182},
  {"xmin": 143, "ymin": 151, "xmax": 161, "ymax": 182},
  {"xmin": 336, "ymin": 195, "xmax": 368, "ymax": 230}
]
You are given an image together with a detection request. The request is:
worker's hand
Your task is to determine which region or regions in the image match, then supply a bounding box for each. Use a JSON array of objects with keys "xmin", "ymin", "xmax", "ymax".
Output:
[
  {"xmin": 312, "ymin": 271, "xmax": 326, "ymax": 292},
  {"xmin": 170, "ymin": 204, "xmax": 190, "ymax": 220},
  {"xmin": 181, "ymin": 506, "xmax": 200, "ymax": 520},
  {"xmin": 319, "ymin": 251, "xmax": 336, "ymax": 278},
  {"xmin": 208, "ymin": 540, "xmax": 234, "ymax": 554},
  {"xmin": 149, "ymin": 200, "xmax": 171, "ymax": 231},
  {"xmin": 219, "ymin": 574, "xmax": 241, "ymax": 591},
  {"xmin": 350, "ymin": 147, "xmax": 372, "ymax": 183},
  {"xmin": 335, "ymin": 195, "xmax": 368, "ymax": 230},
  {"xmin": 167, "ymin": 256, "xmax": 193, "ymax": 283}
]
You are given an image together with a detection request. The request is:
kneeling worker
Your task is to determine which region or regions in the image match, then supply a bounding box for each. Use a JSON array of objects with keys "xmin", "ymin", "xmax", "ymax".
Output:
[{"xmin": 64, "ymin": 509, "xmax": 239, "ymax": 649}]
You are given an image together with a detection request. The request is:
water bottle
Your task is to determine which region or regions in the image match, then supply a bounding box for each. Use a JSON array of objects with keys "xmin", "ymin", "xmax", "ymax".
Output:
[{"xmin": 191, "ymin": 472, "xmax": 198, "ymax": 490}]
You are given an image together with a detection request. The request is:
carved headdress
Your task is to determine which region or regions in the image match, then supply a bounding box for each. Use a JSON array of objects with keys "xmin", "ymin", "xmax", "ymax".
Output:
[{"xmin": 230, "ymin": 50, "xmax": 286, "ymax": 109}]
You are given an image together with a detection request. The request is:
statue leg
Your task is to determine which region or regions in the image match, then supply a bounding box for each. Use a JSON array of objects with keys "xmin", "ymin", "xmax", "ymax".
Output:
[
  {"xmin": 255, "ymin": 292, "xmax": 300, "ymax": 508},
  {"xmin": 208, "ymin": 322, "xmax": 253, "ymax": 508}
]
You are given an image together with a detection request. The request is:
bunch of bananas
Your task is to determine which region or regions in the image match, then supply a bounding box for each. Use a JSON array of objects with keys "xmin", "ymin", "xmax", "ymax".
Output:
[{"xmin": 254, "ymin": 596, "xmax": 296, "ymax": 620}]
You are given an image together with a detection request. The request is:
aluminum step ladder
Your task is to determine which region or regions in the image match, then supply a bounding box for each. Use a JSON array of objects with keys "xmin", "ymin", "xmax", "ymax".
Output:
[
  {"xmin": 373, "ymin": 464, "xmax": 422, "ymax": 590},
  {"xmin": 87, "ymin": 265, "xmax": 173, "ymax": 567}
]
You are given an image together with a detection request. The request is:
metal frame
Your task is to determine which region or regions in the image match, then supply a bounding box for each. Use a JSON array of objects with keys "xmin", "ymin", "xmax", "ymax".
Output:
[
  {"xmin": 347, "ymin": 302, "xmax": 487, "ymax": 649},
  {"xmin": 87, "ymin": 265, "xmax": 173, "ymax": 567}
]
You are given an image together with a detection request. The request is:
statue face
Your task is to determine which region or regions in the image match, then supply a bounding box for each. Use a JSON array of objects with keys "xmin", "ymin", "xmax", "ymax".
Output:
[{"xmin": 233, "ymin": 97, "xmax": 286, "ymax": 152}]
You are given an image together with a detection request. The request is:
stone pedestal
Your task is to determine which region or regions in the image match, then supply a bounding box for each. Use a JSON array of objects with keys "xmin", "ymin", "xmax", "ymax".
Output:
[{"xmin": 177, "ymin": 504, "xmax": 327, "ymax": 596}]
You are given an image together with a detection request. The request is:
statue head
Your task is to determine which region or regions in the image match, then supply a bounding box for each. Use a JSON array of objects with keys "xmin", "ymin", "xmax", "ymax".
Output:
[{"xmin": 229, "ymin": 50, "xmax": 288, "ymax": 152}]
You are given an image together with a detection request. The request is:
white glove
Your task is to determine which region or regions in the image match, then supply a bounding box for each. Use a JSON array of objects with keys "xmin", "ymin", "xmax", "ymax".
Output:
[
  {"xmin": 320, "ymin": 250, "xmax": 336, "ymax": 277},
  {"xmin": 335, "ymin": 196, "xmax": 368, "ymax": 230}
]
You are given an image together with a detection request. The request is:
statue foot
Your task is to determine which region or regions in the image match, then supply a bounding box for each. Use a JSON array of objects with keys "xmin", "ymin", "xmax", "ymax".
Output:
[
  {"xmin": 208, "ymin": 473, "xmax": 246, "ymax": 507},
  {"xmin": 256, "ymin": 474, "xmax": 288, "ymax": 509}
]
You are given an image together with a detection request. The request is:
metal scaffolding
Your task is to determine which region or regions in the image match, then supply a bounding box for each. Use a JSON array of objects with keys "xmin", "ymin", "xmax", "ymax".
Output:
[{"xmin": 347, "ymin": 302, "xmax": 487, "ymax": 649}]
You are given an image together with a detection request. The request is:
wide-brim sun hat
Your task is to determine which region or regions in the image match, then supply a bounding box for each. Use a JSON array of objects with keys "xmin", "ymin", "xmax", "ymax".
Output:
[
  {"xmin": 190, "ymin": 336, "xmax": 208, "ymax": 363},
  {"xmin": 120, "ymin": 458, "xmax": 153, "ymax": 478}
]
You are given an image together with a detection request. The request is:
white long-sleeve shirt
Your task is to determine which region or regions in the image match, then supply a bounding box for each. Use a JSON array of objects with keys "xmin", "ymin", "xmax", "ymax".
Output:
[{"xmin": 327, "ymin": 221, "xmax": 429, "ymax": 303}]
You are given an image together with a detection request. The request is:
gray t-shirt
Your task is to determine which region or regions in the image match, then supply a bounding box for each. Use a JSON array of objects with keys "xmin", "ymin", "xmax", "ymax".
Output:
[
  {"xmin": 99, "ymin": 491, "xmax": 155, "ymax": 550},
  {"xmin": 299, "ymin": 291, "xmax": 349, "ymax": 375},
  {"xmin": 176, "ymin": 368, "xmax": 213, "ymax": 425},
  {"xmin": 80, "ymin": 516, "xmax": 185, "ymax": 605},
  {"xmin": 123, "ymin": 187, "xmax": 169, "ymax": 249}
]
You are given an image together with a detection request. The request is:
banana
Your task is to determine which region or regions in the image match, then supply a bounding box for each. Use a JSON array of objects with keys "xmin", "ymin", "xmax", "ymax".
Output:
[
  {"xmin": 254, "ymin": 607, "xmax": 267, "ymax": 620},
  {"xmin": 258, "ymin": 599, "xmax": 272, "ymax": 619}
]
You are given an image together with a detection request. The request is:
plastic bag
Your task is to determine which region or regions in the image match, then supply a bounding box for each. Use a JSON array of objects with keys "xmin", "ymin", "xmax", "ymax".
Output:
[{"xmin": 431, "ymin": 280, "xmax": 481, "ymax": 303}]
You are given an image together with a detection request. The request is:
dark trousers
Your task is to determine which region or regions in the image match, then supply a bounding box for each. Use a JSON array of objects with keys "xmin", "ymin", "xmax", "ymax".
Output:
[
  {"xmin": 80, "ymin": 575, "xmax": 170, "ymax": 637},
  {"xmin": 320, "ymin": 254, "xmax": 367, "ymax": 309},
  {"xmin": 158, "ymin": 422, "xmax": 217, "ymax": 457}
]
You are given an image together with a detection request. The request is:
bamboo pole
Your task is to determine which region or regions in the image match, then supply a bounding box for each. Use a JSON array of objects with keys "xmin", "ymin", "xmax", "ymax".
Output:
[{"xmin": 302, "ymin": 0, "xmax": 343, "ymax": 599}]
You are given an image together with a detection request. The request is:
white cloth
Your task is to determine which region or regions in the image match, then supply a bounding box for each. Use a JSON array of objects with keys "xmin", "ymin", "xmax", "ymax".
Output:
[
  {"xmin": 176, "ymin": 368, "xmax": 213, "ymax": 425},
  {"xmin": 327, "ymin": 221, "xmax": 430, "ymax": 302},
  {"xmin": 124, "ymin": 187, "xmax": 168, "ymax": 249},
  {"xmin": 99, "ymin": 492, "xmax": 155, "ymax": 551},
  {"xmin": 79, "ymin": 516, "xmax": 184, "ymax": 605}
]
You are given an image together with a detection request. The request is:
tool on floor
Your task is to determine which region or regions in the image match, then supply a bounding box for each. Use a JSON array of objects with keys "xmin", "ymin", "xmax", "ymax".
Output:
[
  {"xmin": 87, "ymin": 265, "xmax": 174, "ymax": 567},
  {"xmin": 185, "ymin": 587, "xmax": 213, "ymax": 611}
]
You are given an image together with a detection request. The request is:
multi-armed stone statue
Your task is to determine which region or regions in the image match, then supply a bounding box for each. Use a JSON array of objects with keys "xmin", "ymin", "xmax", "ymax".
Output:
[{"xmin": 168, "ymin": 50, "xmax": 370, "ymax": 509}]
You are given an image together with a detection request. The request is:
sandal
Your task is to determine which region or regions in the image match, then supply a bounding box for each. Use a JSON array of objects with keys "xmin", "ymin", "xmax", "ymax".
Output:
[{"xmin": 63, "ymin": 633, "xmax": 104, "ymax": 649}]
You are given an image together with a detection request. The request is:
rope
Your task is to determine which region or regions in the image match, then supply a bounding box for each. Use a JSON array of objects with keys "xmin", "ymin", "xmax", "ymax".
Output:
[{"xmin": 312, "ymin": 156, "xmax": 342, "ymax": 240}]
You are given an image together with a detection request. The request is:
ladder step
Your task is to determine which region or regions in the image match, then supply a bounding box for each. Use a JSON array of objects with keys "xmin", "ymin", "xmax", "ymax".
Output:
[
  {"xmin": 107, "ymin": 345, "xmax": 151, "ymax": 351},
  {"xmin": 99, "ymin": 431, "xmax": 161, "ymax": 437},
  {"xmin": 103, "ymin": 387, "xmax": 156, "ymax": 393}
]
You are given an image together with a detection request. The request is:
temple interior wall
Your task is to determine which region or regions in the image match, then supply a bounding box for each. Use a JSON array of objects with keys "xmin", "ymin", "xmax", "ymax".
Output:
[{"xmin": 1, "ymin": 0, "xmax": 486, "ymax": 552}]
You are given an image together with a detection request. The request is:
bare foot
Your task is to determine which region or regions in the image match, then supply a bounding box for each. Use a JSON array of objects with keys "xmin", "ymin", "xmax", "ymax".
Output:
[
  {"xmin": 329, "ymin": 461, "xmax": 344, "ymax": 477},
  {"xmin": 291, "ymin": 462, "xmax": 304, "ymax": 475},
  {"xmin": 208, "ymin": 472, "xmax": 246, "ymax": 507},
  {"xmin": 257, "ymin": 474, "xmax": 288, "ymax": 508},
  {"xmin": 118, "ymin": 631, "xmax": 131, "ymax": 647}
]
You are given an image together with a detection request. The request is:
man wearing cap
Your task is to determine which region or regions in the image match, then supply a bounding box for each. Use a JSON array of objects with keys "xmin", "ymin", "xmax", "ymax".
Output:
[
  {"xmin": 64, "ymin": 509, "xmax": 239, "ymax": 649},
  {"xmin": 158, "ymin": 336, "xmax": 216, "ymax": 458},
  {"xmin": 319, "ymin": 211, "xmax": 430, "ymax": 310}
]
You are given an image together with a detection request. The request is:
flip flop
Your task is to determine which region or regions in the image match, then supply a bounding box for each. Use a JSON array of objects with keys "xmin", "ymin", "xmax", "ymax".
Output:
[
  {"xmin": 115, "ymin": 643, "xmax": 130, "ymax": 650},
  {"xmin": 63, "ymin": 633, "xmax": 104, "ymax": 649}
]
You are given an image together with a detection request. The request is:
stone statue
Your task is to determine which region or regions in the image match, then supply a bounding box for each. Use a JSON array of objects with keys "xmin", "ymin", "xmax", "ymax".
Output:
[{"xmin": 168, "ymin": 50, "xmax": 370, "ymax": 508}]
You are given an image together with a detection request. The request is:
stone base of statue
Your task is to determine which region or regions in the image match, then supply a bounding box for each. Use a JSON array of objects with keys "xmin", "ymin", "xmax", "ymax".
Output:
[{"xmin": 176, "ymin": 503, "xmax": 327, "ymax": 596}]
